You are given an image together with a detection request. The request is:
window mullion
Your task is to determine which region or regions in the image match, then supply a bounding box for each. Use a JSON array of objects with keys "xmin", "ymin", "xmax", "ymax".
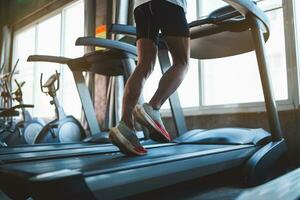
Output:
[
  {"xmin": 32, "ymin": 24, "xmax": 39, "ymax": 117},
  {"xmin": 282, "ymin": 0, "xmax": 299, "ymax": 107},
  {"xmin": 197, "ymin": 0, "xmax": 204, "ymax": 112},
  {"xmin": 59, "ymin": 10, "xmax": 66, "ymax": 105}
]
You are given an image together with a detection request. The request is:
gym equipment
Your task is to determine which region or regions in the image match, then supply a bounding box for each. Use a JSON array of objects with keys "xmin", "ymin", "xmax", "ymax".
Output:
[
  {"xmin": 0, "ymin": 104, "xmax": 35, "ymax": 145},
  {"xmin": 4, "ymin": 79, "xmax": 45, "ymax": 145},
  {"xmin": 0, "ymin": 63, "xmax": 5, "ymax": 108},
  {"xmin": 0, "ymin": 73, "xmax": 13, "ymax": 134},
  {"xmin": 0, "ymin": 1, "xmax": 287, "ymax": 199},
  {"xmin": 0, "ymin": 63, "xmax": 6, "ymax": 108},
  {"xmin": 0, "ymin": 61, "xmax": 21, "ymax": 143},
  {"xmin": 0, "ymin": 63, "xmax": 9, "ymax": 134},
  {"xmin": 0, "ymin": 27, "xmax": 151, "ymax": 158},
  {"xmin": 0, "ymin": 72, "xmax": 11, "ymax": 110},
  {"xmin": 0, "ymin": 105, "xmax": 20, "ymax": 144},
  {"xmin": 0, "ymin": 60, "xmax": 19, "ymax": 110},
  {"xmin": 33, "ymin": 71, "xmax": 85, "ymax": 144},
  {"xmin": 27, "ymin": 40, "xmax": 148, "ymax": 143}
]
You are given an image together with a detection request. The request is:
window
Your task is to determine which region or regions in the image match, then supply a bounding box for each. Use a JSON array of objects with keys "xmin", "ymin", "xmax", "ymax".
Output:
[
  {"xmin": 12, "ymin": 0, "xmax": 84, "ymax": 119},
  {"xmin": 200, "ymin": 0, "xmax": 287, "ymax": 106}
]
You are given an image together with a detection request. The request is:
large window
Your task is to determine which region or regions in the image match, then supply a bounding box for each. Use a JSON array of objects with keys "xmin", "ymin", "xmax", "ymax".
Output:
[
  {"xmin": 201, "ymin": 2, "xmax": 287, "ymax": 105},
  {"xmin": 143, "ymin": 0, "xmax": 289, "ymax": 113},
  {"xmin": 12, "ymin": 0, "xmax": 84, "ymax": 119}
]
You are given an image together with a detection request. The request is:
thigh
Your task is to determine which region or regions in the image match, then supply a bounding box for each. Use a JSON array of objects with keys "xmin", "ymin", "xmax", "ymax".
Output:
[
  {"xmin": 165, "ymin": 37, "xmax": 190, "ymax": 64},
  {"xmin": 153, "ymin": 1, "xmax": 190, "ymax": 38},
  {"xmin": 134, "ymin": 3, "xmax": 160, "ymax": 45}
]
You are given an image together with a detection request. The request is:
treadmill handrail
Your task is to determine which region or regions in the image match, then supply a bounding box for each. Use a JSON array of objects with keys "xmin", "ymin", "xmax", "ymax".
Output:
[
  {"xmin": 109, "ymin": 1, "xmax": 270, "ymax": 35},
  {"xmin": 223, "ymin": 0, "xmax": 270, "ymax": 32},
  {"xmin": 109, "ymin": 6, "xmax": 242, "ymax": 35},
  {"xmin": 110, "ymin": 24, "xmax": 136, "ymax": 37},
  {"xmin": 27, "ymin": 55, "xmax": 71, "ymax": 64},
  {"xmin": 189, "ymin": 5, "xmax": 242, "ymax": 28},
  {"xmin": 75, "ymin": 37, "xmax": 137, "ymax": 57}
]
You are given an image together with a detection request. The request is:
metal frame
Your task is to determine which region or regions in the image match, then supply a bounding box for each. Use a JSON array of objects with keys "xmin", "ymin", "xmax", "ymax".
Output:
[
  {"xmin": 72, "ymin": 71, "xmax": 100, "ymax": 136},
  {"xmin": 250, "ymin": 15, "xmax": 282, "ymax": 140}
]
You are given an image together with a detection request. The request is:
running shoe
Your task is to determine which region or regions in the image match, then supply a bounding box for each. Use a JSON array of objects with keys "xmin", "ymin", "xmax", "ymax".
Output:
[
  {"xmin": 109, "ymin": 121, "xmax": 147, "ymax": 156},
  {"xmin": 134, "ymin": 103, "xmax": 172, "ymax": 143}
]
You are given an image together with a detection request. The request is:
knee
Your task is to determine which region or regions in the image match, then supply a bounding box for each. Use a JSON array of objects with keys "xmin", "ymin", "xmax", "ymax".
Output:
[
  {"xmin": 135, "ymin": 61, "xmax": 155, "ymax": 79},
  {"xmin": 173, "ymin": 56, "xmax": 189, "ymax": 67},
  {"xmin": 173, "ymin": 57, "xmax": 189, "ymax": 74}
]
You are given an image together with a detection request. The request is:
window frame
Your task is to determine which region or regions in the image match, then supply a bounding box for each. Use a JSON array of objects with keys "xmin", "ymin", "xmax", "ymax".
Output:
[
  {"xmin": 290, "ymin": 0, "xmax": 300, "ymax": 105},
  {"xmin": 161, "ymin": 0, "xmax": 299, "ymax": 117}
]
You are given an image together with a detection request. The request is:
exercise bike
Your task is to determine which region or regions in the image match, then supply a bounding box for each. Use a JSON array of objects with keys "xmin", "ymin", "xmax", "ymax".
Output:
[
  {"xmin": 0, "ymin": 60, "xmax": 19, "ymax": 109},
  {"xmin": 4, "ymin": 80, "xmax": 45, "ymax": 145},
  {"xmin": 33, "ymin": 71, "xmax": 85, "ymax": 144},
  {"xmin": 0, "ymin": 61, "xmax": 19, "ymax": 142},
  {"xmin": 0, "ymin": 104, "xmax": 20, "ymax": 145},
  {"xmin": 0, "ymin": 71, "xmax": 10, "ymax": 134},
  {"xmin": 0, "ymin": 104, "xmax": 36, "ymax": 145}
]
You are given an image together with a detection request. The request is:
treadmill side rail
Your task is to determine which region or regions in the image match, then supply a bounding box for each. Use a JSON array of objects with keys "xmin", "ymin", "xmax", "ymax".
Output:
[{"xmin": 244, "ymin": 139, "xmax": 287, "ymax": 186}]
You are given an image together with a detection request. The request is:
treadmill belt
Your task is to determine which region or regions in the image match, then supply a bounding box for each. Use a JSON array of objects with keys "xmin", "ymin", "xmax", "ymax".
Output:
[
  {"xmin": 0, "ymin": 139, "xmax": 155, "ymax": 155},
  {"xmin": 0, "ymin": 143, "xmax": 96, "ymax": 155},
  {"xmin": 1, "ymin": 144, "xmax": 252, "ymax": 176},
  {"xmin": 0, "ymin": 143, "xmax": 172, "ymax": 164}
]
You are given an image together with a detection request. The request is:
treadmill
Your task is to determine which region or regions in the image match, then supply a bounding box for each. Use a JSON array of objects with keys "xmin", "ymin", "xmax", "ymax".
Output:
[
  {"xmin": 0, "ymin": 1, "xmax": 287, "ymax": 199},
  {"xmin": 0, "ymin": 31, "xmax": 155, "ymax": 157},
  {"xmin": 0, "ymin": 0, "xmax": 244, "ymax": 161},
  {"xmin": 0, "ymin": 18, "xmax": 194, "ymax": 163},
  {"xmin": 0, "ymin": 32, "xmax": 191, "ymax": 163}
]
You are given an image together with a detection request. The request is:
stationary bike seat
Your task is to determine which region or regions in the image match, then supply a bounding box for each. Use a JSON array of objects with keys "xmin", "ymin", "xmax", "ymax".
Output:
[{"xmin": 42, "ymin": 73, "xmax": 59, "ymax": 88}]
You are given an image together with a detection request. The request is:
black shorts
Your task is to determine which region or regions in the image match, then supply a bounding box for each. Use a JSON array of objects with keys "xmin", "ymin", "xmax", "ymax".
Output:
[{"xmin": 134, "ymin": 1, "xmax": 190, "ymax": 45}]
